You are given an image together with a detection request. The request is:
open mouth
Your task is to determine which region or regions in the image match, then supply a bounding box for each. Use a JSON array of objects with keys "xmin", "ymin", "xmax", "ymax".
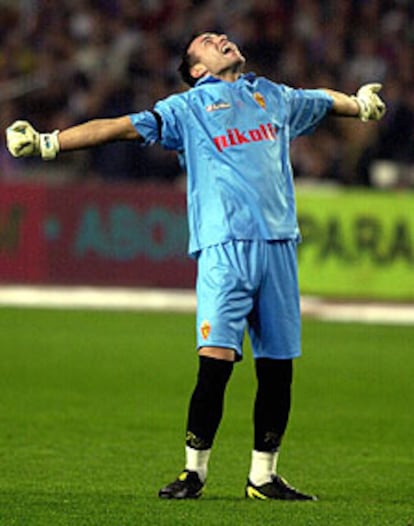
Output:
[{"xmin": 221, "ymin": 44, "xmax": 234, "ymax": 55}]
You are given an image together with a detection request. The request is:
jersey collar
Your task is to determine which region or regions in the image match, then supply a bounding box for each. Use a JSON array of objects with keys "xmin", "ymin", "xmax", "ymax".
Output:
[{"xmin": 195, "ymin": 72, "xmax": 257, "ymax": 87}]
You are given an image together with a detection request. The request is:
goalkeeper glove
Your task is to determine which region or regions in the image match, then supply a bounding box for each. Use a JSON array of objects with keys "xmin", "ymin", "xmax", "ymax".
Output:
[
  {"xmin": 351, "ymin": 83, "xmax": 386, "ymax": 122},
  {"xmin": 6, "ymin": 120, "xmax": 60, "ymax": 160}
]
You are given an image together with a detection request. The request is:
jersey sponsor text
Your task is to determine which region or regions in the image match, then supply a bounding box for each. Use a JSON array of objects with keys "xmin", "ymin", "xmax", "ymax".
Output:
[{"xmin": 213, "ymin": 123, "xmax": 277, "ymax": 152}]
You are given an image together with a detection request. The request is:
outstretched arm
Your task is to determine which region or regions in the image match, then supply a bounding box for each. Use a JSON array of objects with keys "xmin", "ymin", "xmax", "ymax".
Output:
[
  {"xmin": 6, "ymin": 116, "xmax": 142, "ymax": 160},
  {"xmin": 58, "ymin": 116, "xmax": 142, "ymax": 151},
  {"xmin": 322, "ymin": 83, "xmax": 386, "ymax": 121},
  {"xmin": 322, "ymin": 89, "xmax": 360, "ymax": 117}
]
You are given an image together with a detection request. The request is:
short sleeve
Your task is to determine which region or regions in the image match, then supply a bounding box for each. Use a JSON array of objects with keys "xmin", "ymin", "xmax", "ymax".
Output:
[
  {"xmin": 288, "ymin": 88, "xmax": 333, "ymax": 139},
  {"xmin": 153, "ymin": 96, "xmax": 185, "ymax": 151},
  {"xmin": 129, "ymin": 110, "xmax": 160, "ymax": 146}
]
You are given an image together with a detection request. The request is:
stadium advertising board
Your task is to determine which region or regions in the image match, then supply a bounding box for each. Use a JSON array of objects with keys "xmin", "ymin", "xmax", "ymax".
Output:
[
  {"xmin": 0, "ymin": 183, "xmax": 46, "ymax": 282},
  {"xmin": 296, "ymin": 189, "xmax": 413, "ymax": 300},
  {"xmin": 0, "ymin": 182, "xmax": 412, "ymax": 299},
  {"xmin": 45, "ymin": 184, "xmax": 195, "ymax": 287},
  {"xmin": 0, "ymin": 182, "xmax": 195, "ymax": 288}
]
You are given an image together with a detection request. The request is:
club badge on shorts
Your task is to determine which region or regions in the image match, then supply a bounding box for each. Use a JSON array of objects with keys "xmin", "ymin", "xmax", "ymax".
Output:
[{"xmin": 200, "ymin": 320, "xmax": 211, "ymax": 340}]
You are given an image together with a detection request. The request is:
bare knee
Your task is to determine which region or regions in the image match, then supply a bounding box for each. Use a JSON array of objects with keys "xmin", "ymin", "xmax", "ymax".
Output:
[{"xmin": 198, "ymin": 347, "xmax": 236, "ymax": 362}]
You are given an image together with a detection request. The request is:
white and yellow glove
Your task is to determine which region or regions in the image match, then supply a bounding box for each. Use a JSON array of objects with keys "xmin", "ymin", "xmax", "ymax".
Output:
[
  {"xmin": 6, "ymin": 120, "xmax": 60, "ymax": 160},
  {"xmin": 351, "ymin": 83, "xmax": 386, "ymax": 122}
]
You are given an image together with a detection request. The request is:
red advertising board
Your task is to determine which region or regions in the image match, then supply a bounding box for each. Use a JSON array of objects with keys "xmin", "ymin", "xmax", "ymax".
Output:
[
  {"xmin": 0, "ymin": 181, "xmax": 196, "ymax": 288},
  {"xmin": 0, "ymin": 183, "xmax": 47, "ymax": 282}
]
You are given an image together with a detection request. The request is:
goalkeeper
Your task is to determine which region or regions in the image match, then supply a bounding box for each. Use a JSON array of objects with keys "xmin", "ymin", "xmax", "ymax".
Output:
[{"xmin": 6, "ymin": 32, "xmax": 386, "ymax": 501}]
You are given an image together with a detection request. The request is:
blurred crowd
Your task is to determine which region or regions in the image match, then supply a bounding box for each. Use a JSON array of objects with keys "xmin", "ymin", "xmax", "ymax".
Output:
[{"xmin": 1, "ymin": 0, "xmax": 414, "ymax": 187}]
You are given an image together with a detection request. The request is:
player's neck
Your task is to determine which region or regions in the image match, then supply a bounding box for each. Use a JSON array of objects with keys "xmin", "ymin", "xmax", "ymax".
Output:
[{"xmin": 214, "ymin": 65, "xmax": 243, "ymax": 83}]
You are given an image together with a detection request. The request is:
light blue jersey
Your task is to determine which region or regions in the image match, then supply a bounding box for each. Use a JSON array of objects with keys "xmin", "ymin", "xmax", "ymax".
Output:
[{"xmin": 129, "ymin": 73, "xmax": 333, "ymax": 256}]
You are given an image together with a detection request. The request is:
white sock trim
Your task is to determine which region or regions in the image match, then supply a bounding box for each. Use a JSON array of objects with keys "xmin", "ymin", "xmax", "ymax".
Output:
[
  {"xmin": 249, "ymin": 450, "xmax": 279, "ymax": 486},
  {"xmin": 185, "ymin": 446, "xmax": 211, "ymax": 483}
]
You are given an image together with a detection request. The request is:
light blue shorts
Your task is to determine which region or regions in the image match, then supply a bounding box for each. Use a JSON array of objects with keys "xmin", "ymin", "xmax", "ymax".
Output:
[{"xmin": 195, "ymin": 239, "xmax": 301, "ymax": 361}]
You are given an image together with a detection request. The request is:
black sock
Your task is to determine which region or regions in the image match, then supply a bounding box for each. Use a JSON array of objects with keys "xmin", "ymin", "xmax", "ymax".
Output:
[
  {"xmin": 253, "ymin": 358, "xmax": 293, "ymax": 452},
  {"xmin": 186, "ymin": 356, "xmax": 234, "ymax": 449}
]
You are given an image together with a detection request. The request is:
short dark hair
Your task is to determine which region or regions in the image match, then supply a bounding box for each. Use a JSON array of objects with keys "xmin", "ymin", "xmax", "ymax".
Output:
[{"xmin": 178, "ymin": 33, "xmax": 201, "ymax": 87}]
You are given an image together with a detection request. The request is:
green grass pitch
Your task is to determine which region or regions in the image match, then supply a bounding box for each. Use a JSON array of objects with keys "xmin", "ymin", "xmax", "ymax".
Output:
[{"xmin": 0, "ymin": 307, "xmax": 413, "ymax": 526}]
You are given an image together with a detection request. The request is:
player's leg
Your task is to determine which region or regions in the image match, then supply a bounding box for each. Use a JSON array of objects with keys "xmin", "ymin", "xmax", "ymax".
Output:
[
  {"xmin": 246, "ymin": 240, "xmax": 316, "ymax": 500},
  {"xmin": 250, "ymin": 357, "xmax": 292, "ymax": 484},
  {"xmin": 159, "ymin": 242, "xmax": 254, "ymax": 499},
  {"xmin": 185, "ymin": 349, "xmax": 235, "ymax": 478},
  {"xmin": 247, "ymin": 358, "xmax": 317, "ymax": 500},
  {"xmin": 158, "ymin": 349, "xmax": 235, "ymax": 499}
]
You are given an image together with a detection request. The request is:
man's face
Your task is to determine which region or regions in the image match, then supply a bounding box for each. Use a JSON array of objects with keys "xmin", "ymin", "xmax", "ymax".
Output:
[{"xmin": 187, "ymin": 33, "xmax": 246, "ymax": 81}]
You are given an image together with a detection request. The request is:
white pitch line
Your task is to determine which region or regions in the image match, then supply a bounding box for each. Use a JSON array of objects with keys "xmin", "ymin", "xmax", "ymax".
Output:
[
  {"xmin": 0, "ymin": 286, "xmax": 197, "ymax": 312},
  {"xmin": 0, "ymin": 286, "xmax": 413, "ymax": 326},
  {"xmin": 301, "ymin": 296, "xmax": 414, "ymax": 326}
]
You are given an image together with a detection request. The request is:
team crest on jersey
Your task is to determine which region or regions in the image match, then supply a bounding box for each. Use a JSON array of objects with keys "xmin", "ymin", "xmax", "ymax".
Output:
[
  {"xmin": 253, "ymin": 92, "xmax": 266, "ymax": 108},
  {"xmin": 206, "ymin": 101, "xmax": 231, "ymax": 112},
  {"xmin": 200, "ymin": 320, "xmax": 211, "ymax": 340}
]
